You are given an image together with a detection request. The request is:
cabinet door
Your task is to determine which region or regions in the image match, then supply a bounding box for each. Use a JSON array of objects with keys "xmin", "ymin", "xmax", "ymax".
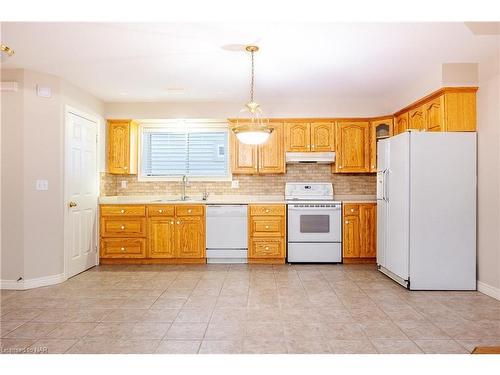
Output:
[
  {"xmin": 310, "ymin": 122, "xmax": 334, "ymax": 152},
  {"xmin": 395, "ymin": 112, "xmax": 409, "ymax": 135},
  {"xmin": 107, "ymin": 121, "xmax": 130, "ymax": 174},
  {"xmin": 359, "ymin": 204, "xmax": 376, "ymax": 258},
  {"xmin": 443, "ymin": 92, "xmax": 476, "ymax": 131},
  {"xmin": 258, "ymin": 123, "xmax": 285, "ymax": 174},
  {"xmin": 148, "ymin": 218, "xmax": 176, "ymax": 258},
  {"xmin": 343, "ymin": 215, "xmax": 360, "ymax": 258},
  {"xmin": 409, "ymin": 106, "xmax": 424, "ymax": 131},
  {"xmin": 424, "ymin": 96, "xmax": 444, "ymax": 132},
  {"xmin": 176, "ymin": 216, "xmax": 205, "ymax": 258},
  {"xmin": 285, "ymin": 123, "xmax": 310, "ymax": 152},
  {"xmin": 335, "ymin": 121, "xmax": 370, "ymax": 173},
  {"xmin": 369, "ymin": 119, "xmax": 393, "ymax": 172},
  {"xmin": 230, "ymin": 132, "xmax": 258, "ymax": 174}
]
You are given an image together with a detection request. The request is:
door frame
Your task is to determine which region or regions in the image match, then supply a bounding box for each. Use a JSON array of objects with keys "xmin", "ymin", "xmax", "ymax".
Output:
[{"xmin": 63, "ymin": 105, "xmax": 102, "ymax": 280}]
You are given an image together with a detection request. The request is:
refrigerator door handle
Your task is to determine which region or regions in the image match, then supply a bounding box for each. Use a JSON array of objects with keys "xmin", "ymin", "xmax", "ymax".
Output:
[{"xmin": 384, "ymin": 169, "xmax": 389, "ymax": 202}]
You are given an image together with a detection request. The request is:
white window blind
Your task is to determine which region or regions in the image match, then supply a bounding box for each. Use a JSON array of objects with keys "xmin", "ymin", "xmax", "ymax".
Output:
[{"xmin": 141, "ymin": 124, "xmax": 229, "ymax": 178}]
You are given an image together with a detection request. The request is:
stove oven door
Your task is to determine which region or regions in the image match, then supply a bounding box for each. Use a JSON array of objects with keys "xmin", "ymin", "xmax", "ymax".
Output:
[{"xmin": 287, "ymin": 204, "xmax": 341, "ymax": 243}]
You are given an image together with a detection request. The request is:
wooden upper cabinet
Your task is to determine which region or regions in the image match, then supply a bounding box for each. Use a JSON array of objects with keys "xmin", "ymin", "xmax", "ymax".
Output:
[
  {"xmin": 359, "ymin": 204, "xmax": 376, "ymax": 258},
  {"xmin": 258, "ymin": 123, "xmax": 285, "ymax": 174},
  {"xmin": 335, "ymin": 121, "xmax": 370, "ymax": 173},
  {"xmin": 311, "ymin": 122, "xmax": 335, "ymax": 152},
  {"xmin": 394, "ymin": 112, "xmax": 409, "ymax": 135},
  {"xmin": 424, "ymin": 95, "xmax": 444, "ymax": 132},
  {"xmin": 285, "ymin": 123, "xmax": 310, "ymax": 152},
  {"xmin": 230, "ymin": 131, "xmax": 258, "ymax": 174},
  {"xmin": 107, "ymin": 120, "xmax": 138, "ymax": 175},
  {"xmin": 369, "ymin": 118, "xmax": 393, "ymax": 172},
  {"xmin": 409, "ymin": 106, "xmax": 424, "ymax": 131},
  {"xmin": 443, "ymin": 91, "xmax": 476, "ymax": 131}
]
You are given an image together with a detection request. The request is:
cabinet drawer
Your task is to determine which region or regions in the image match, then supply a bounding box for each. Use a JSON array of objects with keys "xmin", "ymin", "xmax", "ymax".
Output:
[
  {"xmin": 176, "ymin": 205, "xmax": 204, "ymax": 216},
  {"xmin": 249, "ymin": 205, "xmax": 285, "ymax": 216},
  {"xmin": 100, "ymin": 218, "xmax": 146, "ymax": 237},
  {"xmin": 249, "ymin": 238, "xmax": 284, "ymax": 259},
  {"xmin": 100, "ymin": 238, "xmax": 146, "ymax": 258},
  {"xmin": 147, "ymin": 205, "xmax": 175, "ymax": 217},
  {"xmin": 250, "ymin": 216, "xmax": 284, "ymax": 237},
  {"xmin": 343, "ymin": 204, "xmax": 359, "ymax": 215},
  {"xmin": 100, "ymin": 205, "xmax": 145, "ymax": 217}
]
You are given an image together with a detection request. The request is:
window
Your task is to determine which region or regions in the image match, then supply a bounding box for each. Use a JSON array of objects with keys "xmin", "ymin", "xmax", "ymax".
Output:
[{"xmin": 140, "ymin": 122, "xmax": 229, "ymax": 180}]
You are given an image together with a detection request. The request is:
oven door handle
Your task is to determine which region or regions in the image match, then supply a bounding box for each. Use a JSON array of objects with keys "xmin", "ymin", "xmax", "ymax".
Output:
[{"xmin": 288, "ymin": 205, "xmax": 341, "ymax": 211}]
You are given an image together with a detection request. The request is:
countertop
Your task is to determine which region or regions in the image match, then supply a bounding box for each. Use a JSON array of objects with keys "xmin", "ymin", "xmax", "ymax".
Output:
[{"xmin": 99, "ymin": 194, "xmax": 377, "ymax": 205}]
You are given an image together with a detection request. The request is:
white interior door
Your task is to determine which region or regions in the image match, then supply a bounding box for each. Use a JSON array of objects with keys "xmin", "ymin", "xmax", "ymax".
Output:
[{"xmin": 65, "ymin": 111, "xmax": 98, "ymax": 278}]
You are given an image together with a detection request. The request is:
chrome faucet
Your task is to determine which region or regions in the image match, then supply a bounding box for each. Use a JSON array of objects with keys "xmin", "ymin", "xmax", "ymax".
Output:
[{"xmin": 181, "ymin": 175, "xmax": 188, "ymax": 201}]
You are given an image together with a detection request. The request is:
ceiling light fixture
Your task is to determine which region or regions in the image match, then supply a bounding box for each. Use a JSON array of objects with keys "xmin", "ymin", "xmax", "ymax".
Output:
[
  {"xmin": 231, "ymin": 45, "xmax": 272, "ymax": 145},
  {"xmin": 1, "ymin": 43, "xmax": 14, "ymax": 57}
]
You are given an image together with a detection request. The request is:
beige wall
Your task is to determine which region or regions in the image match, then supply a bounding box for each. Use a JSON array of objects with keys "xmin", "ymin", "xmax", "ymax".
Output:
[
  {"xmin": 476, "ymin": 44, "xmax": 500, "ymax": 291},
  {"xmin": 1, "ymin": 68, "xmax": 104, "ymax": 283},
  {"xmin": 1, "ymin": 69, "xmax": 25, "ymax": 281}
]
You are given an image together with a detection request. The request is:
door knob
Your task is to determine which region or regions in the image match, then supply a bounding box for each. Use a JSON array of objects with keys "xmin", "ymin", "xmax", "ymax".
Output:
[{"xmin": 69, "ymin": 201, "xmax": 77, "ymax": 208}]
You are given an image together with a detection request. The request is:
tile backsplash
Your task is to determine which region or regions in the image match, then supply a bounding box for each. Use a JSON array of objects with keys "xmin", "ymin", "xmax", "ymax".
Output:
[{"xmin": 100, "ymin": 164, "xmax": 376, "ymax": 196}]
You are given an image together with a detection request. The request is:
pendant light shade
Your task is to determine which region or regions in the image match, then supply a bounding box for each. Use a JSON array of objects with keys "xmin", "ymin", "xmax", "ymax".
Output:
[{"xmin": 232, "ymin": 46, "xmax": 273, "ymax": 145}]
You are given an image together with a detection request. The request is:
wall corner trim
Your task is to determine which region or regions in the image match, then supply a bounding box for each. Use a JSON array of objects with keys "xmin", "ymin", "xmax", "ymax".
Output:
[
  {"xmin": 1, "ymin": 273, "xmax": 66, "ymax": 290},
  {"xmin": 477, "ymin": 281, "xmax": 500, "ymax": 301}
]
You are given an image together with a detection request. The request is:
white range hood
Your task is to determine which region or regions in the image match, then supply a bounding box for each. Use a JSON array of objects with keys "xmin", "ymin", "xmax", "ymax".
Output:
[{"xmin": 285, "ymin": 152, "xmax": 336, "ymax": 164}]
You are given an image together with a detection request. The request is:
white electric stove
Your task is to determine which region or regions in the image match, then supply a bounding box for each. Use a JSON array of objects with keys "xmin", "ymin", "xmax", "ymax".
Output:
[{"xmin": 285, "ymin": 182, "xmax": 342, "ymax": 263}]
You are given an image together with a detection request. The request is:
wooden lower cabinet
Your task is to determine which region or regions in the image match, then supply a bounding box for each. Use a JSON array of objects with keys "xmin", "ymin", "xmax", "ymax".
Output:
[
  {"xmin": 100, "ymin": 204, "xmax": 205, "ymax": 264},
  {"xmin": 342, "ymin": 203, "xmax": 377, "ymax": 263},
  {"xmin": 176, "ymin": 216, "xmax": 205, "ymax": 259},
  {"xmin": 248, "ymin": 204, "xmax": 286, "ymax": 264},
  {"xmin": 148, "ymin": 218, "xmax": 176, "ymax": 258}
]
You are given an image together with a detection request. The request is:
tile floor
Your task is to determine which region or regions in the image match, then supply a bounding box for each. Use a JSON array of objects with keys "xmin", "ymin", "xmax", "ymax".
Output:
[{"xmin": 1, "ymin": 264, "xmax": 500, "ymax": 354}]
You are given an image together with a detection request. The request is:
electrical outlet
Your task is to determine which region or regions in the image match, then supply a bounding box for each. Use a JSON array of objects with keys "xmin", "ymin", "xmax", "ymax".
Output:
[
  {"xmin": 121, "ymin": 180, "xmax": 128, "ymax": 189},
  {"xmin": 36, "ymin": 179, "xmax": 49, "ymax": 191},
  {"xmin": 231, "ymin": 180, "xmax": 239, "ymax": 189}
]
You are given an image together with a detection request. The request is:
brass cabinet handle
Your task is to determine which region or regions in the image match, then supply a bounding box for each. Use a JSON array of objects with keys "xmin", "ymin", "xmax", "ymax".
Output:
[
  {"xmin": 265, "ymin": 209, "xmax": 270, "ymax": 213},
  {"xmin": 120, "ymin": 247, "xmax": 125, "ymax": 252},
  {"xmin": 69, "ymin": 201, "xmax": 77, "ymax": 208},
  {"xmin": 120, "ymin": 225, "xmax": 125, "ymax": 230},
  {"xmin": 159, "ymin": 209, "xmax": 163, "ymax": 213},
  {"xmin": 177, "ymin": 221, "xmax": 181, "ymax": 225},
  {"xmin": 345, "ymin": 221, "xmax": 349, "ymax": 224},
  {"xmin": 265, "ymin": 225, "xmax": 269, "ymax": 229},
  {"xmin": 188, "ymin": 209, "xmax": 192, "ymax": 213},
  {"xmin": 120, "ymin": 209, "xmax": 125, "ymax": 213},
  {"xmin": 170, "ymin": 221, "xmax": 174, "ymax": 224},
  {"xmin": 351, "ymin": 209, "xmax": 354, "ymax": 212},
  {"xmin": 265, "ymin": 246, "xmax": 269, "ymax": 250}
]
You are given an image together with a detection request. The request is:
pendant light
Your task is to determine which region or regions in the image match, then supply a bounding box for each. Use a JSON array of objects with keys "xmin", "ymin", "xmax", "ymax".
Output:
[{"xmin": 232, "ymin": 45, "xmax": 273, "ymax": 145}]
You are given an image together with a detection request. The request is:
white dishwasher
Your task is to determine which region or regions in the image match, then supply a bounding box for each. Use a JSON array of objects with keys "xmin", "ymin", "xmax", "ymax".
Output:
[{"xmin": 206, "ymin": 205, "xmax": 248, "ymax": 263}]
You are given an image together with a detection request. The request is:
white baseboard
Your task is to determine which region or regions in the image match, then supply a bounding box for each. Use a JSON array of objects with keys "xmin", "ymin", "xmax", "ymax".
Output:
[
  {"xmin": 1, "ymin": 273, "xmax": 66, "ymax": 290},
  {"xmin": 477, "ymin": 281, "xmax": 500, "ymax": 300}
]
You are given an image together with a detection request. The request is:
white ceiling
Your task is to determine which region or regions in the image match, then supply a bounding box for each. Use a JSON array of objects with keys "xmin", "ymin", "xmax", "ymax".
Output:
[{"xmin": 1, "ymin": 22, "xmax": 498, "ymax": 106}]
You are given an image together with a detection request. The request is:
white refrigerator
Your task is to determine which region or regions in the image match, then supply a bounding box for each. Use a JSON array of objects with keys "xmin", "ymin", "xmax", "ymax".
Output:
[{"xmin": 376, "ymin": 131, "xmax": 476, "ymax": 290}]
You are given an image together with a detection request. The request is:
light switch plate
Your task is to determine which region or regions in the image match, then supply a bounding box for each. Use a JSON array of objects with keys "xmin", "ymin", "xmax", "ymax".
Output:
[
  {"xmin": 120, "ymin": 180, "xmax": 127, "ymax": 189},
  {"xmin": 36, "ymin": 85, "xmax": 52, "ymax": 98},
  {"xmin": 231, "ymin": 180, "xmax": 239, "ymax": 189},
  {"xmin": 36, "ymin": 179, "xmax": 49, "ymax": 191}
]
